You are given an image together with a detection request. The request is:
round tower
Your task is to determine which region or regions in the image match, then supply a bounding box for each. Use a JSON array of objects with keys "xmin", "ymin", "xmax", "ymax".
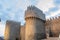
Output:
[{"xmin": 25, "ymin": 6, "xmax": 46, "ymax": 40}]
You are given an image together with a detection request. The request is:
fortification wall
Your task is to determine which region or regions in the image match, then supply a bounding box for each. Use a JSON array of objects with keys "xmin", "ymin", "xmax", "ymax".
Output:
[
  {"xmin": 25, "ymin": 17, "xmax": 46, "ymax": 40},
  {"xmin": 45, "ymin": 16, "xmax": 60, "ymax": 37},
  {"xmin": 4, "ymin": 20, "xmax": 20, "ymax": 40},
  {"xmin": 25, "ymin": 6, "xmax": 46, "ymax": 40},
  {"xmin": 20, "ymin": 26, "xmax": 25, "ymax": 40}
]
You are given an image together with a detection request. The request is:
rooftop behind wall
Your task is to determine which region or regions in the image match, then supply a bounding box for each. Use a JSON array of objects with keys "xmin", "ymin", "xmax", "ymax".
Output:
[{"xmin": 25, "ymin": 6, "xmax": 46, "ymax": 21}]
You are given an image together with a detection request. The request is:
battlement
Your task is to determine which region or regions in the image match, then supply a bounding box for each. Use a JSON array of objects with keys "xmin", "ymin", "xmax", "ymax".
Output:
[
  {"xmin": 4, "ymin": 5, "xmax": 60, "ymax": 40},
  {"xmin": 6, "ymin": 20, "xmax": 20, "ymax": 24},
  {"xmin": 26, "ymin": 5, "xmax": 42, "ymax": 13},
  {"xmin": 46, "ymin": 16, "xmax": 60, "ymax": 22},
  {"xmin": 45, "ymin": 16, "xmax": 60, "ymax": 26},
  {"xmin": 25, "ymin": 5, "xmax": 46, "ymax": 21},
  {"xmin": 45, "ymin": 16, "xmax": 60, "ymax": 37}
]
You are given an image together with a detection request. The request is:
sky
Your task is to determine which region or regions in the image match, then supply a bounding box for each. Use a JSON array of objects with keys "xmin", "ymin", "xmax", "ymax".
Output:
[{"xmin": 0, "ymin": 0, "xmax": 60, "ymax": 36}]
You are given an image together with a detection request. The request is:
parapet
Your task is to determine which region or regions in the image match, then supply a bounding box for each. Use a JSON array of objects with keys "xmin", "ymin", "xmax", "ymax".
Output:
[
  {"xmin": 6, "ymin": 20, "xmax": 20, "ymax": 24},
  {"xmin": 46, "ymin": 16, "xmax": 60, "ymax": 21},
  {"xmin": 25, "ymin": 5, "xmax": 46, "ymax": 21}
]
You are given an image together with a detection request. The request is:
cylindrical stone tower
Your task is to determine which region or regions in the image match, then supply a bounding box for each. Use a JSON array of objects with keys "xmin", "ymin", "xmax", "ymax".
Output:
[
  {"xmin": 25, "ymin": 6, "xmax": 46, "ymax": 40},
  {"xmin": 4, "ymin": 20, "xmax": 20, "ymax": 40}
]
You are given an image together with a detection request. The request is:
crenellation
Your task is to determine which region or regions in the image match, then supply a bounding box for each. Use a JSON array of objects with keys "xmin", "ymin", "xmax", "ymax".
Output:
[
  {"xmin": 46, "ymin": 16, "xmax": 60, "ymax": 37},
  {"xmin": 4, "ymin": 5, "xmax": 60, "ymax": 40},
  {"xmin": 25, "ymin": 6, "xmax": 46, "ymax": 40},
  {"xmin": 46, "ymin": 16, "xmax": 60, "ymax": 22}
]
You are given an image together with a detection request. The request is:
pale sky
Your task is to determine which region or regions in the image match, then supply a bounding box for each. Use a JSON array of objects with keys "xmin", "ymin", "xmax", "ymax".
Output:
[{"xmin": 0, "ymin": 0, "xmax": 60, "ymax": 36}]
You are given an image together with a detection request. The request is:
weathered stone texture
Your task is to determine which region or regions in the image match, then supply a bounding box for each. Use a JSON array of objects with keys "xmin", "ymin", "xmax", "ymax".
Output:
[
  {"xmin": 42, "ymin": 37, "xmax": 60, "ymax": 40},
  {"xmin": 45, "ymin": 17, "xmax": 60, "ymax": 37},
  {"xmin": 4, "ymin": 6, "xmax": 60, "ymax": 40},
  {"xmin": 4, "ymin": 20, "xmax": 20, "ymax": 40},
  {"xmin": 20, "ymin": 26, "xmax": 25, "ymax": 40},
  {"xmin": 25, "ymin": 6, "xmax": 45, "ymax": 21},
  {"xmin": 25, "ymin": 6, "xmax": 46, "ymax": 40}
]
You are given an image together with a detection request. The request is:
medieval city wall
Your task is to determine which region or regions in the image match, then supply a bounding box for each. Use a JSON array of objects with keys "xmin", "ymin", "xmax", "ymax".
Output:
[
  {"xmin": 25, "ymin": 6, "xmax": 46, "ymax": 40},
  {"xmin": 4, "ymin": 20, "xmax": 20, "ymax": 40},
  {"xmin": 4, "ymin": 6, "xmax": 60, "ymax": 40},
  {"xmin": 45, "ymin": 16, "xmax": 60, "ymax": 37},
  {"xmin": 20, "ymin": 26, "xmax": 25, "ymax": 40}
]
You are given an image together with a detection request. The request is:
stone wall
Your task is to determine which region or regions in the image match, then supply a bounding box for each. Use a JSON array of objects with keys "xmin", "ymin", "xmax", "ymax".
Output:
[
  {"xmin": 25, "ymin": 17, "xmax": 46, "ymax": 40},
  {"xmin": 4, "ymin": 20, "xmax": 20, "ymax": 40},
  {"xmin": 20, "ymin": 26, "xmax": 25, "ymax": 40},
  {"xmin": 25, "ymin": 6, "xmax": 46, "ymax": 40},
  {"xmin": 45, "ymin": 16, "xmax": 60, "ymax": 37}
]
